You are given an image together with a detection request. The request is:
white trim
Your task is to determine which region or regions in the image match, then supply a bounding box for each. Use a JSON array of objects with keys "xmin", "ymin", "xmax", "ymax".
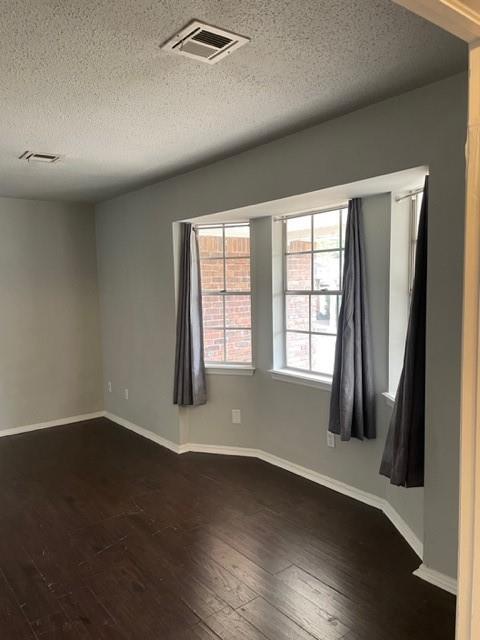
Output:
[
  {"xmin": 104, "ymin": 413, "xmax": 425, "ymax": 558},
  {"xmin": 0, "ymin": 411, "xmax": 105, "ymax": 438},
  {"xmin": 0, "ymin": 410, "xmax": 454, "ymax": 594},
  {"xmin": 188, "ymin": 442, "xmax": 387, "ymax": 509},
  {"xmin": 413, "ymin": 563, "xmax": 458, "ymax": 595},
  {"xmin": 206, "ymin": 365, "xmax": 255, "ymax": 376},
  {"xmin": 269, "ymin": 368, "xmax": 332, "ymax": 390},
  {"xmin": 102, "ymin": 413, "xmax": 457, "ymax": 594},
  {"xmin": 382, "ymin": 391, "xmax": 396, "ymax": 407},
  {"xmin": 103, "ymin": 411, "xmax": 186, "ymax": 454},
  {"xmin": 257, "ymin": 448, "xmax": 384, "ymax": 510},
  {"xmin": 260, "ymin": 448, "xmax": 425, "ymax": 560},
  {"xmin": 187, "ymin": 443, "xmax": 259, "ymax": 456},
  {"xmin": 383, "ymin": 501, "xmax": 424, "ymax": 558}
]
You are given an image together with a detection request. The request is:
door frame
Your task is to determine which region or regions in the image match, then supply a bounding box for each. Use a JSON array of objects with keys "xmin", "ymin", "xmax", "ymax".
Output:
[{"xmin": 393, "ymin": 2, "xmax": 480, "ymax": 637}]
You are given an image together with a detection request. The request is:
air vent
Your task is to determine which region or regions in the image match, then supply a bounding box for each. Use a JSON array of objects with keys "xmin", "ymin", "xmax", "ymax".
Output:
[
  {"xmin": 161, "ymin": 20, "xmax": 249, "ymax": 64},
  {"xmin": 19, "ymin": 151, "xmax": 61, "ymax": 164}
]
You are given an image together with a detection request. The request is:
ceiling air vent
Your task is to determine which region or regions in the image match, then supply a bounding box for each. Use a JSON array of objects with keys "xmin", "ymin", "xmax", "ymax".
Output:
[
  {"xmin": 19, "ymin": 151, "xmax": 61, "ymax": 164},
  {"xmin": 161, "ymin": 20, "xmax": 249, "ymax": 64}
]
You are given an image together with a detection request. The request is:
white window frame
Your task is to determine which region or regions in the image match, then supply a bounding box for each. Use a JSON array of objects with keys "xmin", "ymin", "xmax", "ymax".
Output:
[
  {"xmin": 385, "ymin": 187, "xmax": 424, "ymax": 405},
  {"xmin": 281, "ymin": 206, "xmax": 347, "ymax": 379},
  {"xmin": 409, "ymin": 191, "xmax": 423, "ymax": 295},
  {"xmin": 197, "ymin": 222, "xmax": 254, "ymax": 368}
]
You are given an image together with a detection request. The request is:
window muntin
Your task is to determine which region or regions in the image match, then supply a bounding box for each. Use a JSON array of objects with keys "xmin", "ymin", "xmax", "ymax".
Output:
[
  {"xmin": 283, "ymin": 208, "xmax": 347, "ymax": 377},
  {"xmin": 197, "ymin": 223, "xmax": 252, "ymax": 365}
]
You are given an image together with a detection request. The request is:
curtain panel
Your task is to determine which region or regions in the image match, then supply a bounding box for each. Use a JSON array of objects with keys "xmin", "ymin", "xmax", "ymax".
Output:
[
  {"xmin": 328, "ymin": 198, "xmax": 375, "ymax": 441},
  {"xmin": 173, "ymin": 223, "xmax": 207, "ymax": 407},
  {"xmin": 380, "ymin": 176, "xmax": 429, "ymax": 487}
]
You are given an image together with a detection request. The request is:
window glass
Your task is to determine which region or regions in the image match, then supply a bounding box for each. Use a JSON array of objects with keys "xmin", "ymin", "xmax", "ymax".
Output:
[
  {"xmin": 283, "ymin": 207, "xmax": 347, "ymax": 377},
  {"xmin": 286, "ymin": 216, "xmax": 312, "ymax": 253},
  {"xmin": 198, "ymin": 224, "xmax": 252, "ymax": 365}
]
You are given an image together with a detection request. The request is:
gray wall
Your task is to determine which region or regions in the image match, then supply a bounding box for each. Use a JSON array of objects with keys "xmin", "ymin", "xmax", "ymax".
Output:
[
  {"xmin": 0, "ymin": 197, "xmax": 103, "ymax": 429},
  {"xmin": 251, "ymin": 196, "xmax": 391, "ymax": 497},
  {"xmin": 95, "ymin": 72, "xmax": 467, "ymax": 578}
]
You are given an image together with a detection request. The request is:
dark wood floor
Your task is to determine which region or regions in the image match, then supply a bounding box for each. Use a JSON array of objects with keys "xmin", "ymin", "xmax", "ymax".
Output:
[{"xmin": 0, "ymin": 417, "xmax": 455, "ymax": 639}]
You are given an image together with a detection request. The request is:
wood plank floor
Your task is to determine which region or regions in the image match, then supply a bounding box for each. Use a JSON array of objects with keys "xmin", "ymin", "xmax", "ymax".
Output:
[{"xmin": 0, "ymin": 417, "xmax": 455, "ymax": 639}]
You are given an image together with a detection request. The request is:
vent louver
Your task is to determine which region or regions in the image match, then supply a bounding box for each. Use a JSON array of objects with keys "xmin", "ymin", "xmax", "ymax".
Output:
[
  {"xmin": 19, "ymin": 151, "xmax": 61, "ymax": 164},
  {"xmin": 161, "ymin": 20, "xmax": 249, "ymax": 64},
  {"xmin": 192, "ymin": 30, "xmax": 233, "ymax": 49}
]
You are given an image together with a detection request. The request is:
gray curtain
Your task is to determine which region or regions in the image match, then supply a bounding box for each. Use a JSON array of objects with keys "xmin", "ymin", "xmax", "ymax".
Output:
[
  {"xmin": 328, "ymin": 198, "xmax": 375, "ymax": 441},
  {"xmin": 173, "ymin": 223, "xmax": 207, "ymax": 407},
  {"xmin": 380, "ymin": 176, "xmax": 429, "ymax": 487}
]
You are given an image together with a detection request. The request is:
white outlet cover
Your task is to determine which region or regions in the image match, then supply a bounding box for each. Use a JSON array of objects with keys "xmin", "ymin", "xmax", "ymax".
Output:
[
  {"xmin": 124, "ymin": 388, "xmax": 129, "ymax": 400},
  {"xmin": 327, "ymin": 432, "xmax": 336, "ymax": 448},
  {"xmin": 232, "ymin": 409, "xmax": 241, "ymax": 424}
]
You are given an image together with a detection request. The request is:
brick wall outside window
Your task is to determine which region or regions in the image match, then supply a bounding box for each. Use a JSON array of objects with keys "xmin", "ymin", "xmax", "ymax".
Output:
[{"xmin": 197, "ymin": 225, "xmax": 252, "ymax": 364}]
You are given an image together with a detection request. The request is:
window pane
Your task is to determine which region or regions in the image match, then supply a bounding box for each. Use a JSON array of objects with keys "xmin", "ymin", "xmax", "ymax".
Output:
[
  {"xmin": 226, "ymin": 330, "xmax": 251, "ymax": 363},
  {"xmin": 313, "ymin": 251, "xmax": 340, "ymax": 291},
  {"xmin": 286, "ymin": 253, "xmax": 311, "ymax": 290},
  {"xmin": 200, "ymin": 259, "xmax": 224, "ymax": 292},
  {"xmin": 225, "ymin": 225, "xmax": 250, "ymax": 257},
  {"xmin": 341, "ymin": 208, "xmax": 348, "ymax": 248},
  {"xmin": 226, "ymin": 258, "xmax": 250, "ymax": 291},
  {"xmin": 198, "ymin": 227, "xmax": 223, "ymax": 258},
  {"xmin": 204, "ymin": 329, "xmax": 224, "ymax": 362},
  {"xmin": 311, "ymin": 295, "xmax": 338, "ymax": 334},
  {"xmin": 286, "ymin": 332, "xmax": 309, "ymax": 370},
  {"xmin": 415, "ymin": 192, "xmax": 423, "ymax": 230},
  {"xmin": 311, "ymin": 334, "xmax": 336, "ymax": 375},
  {"xmin": 314, "ymin": 210, "xmax": 340, "ymax": 250},
  {"xmin": 286, "ymin": 295, "xmax": 309, "ymax": 331},
  {"xmin": 286, "ymin": 216, "xmax": 312, "ymax": 253},
  {"xmin": 225, "ymin": 295, "xmax": 251, "ymax": 328},
  {"xmin": 202, "ymin": 295, "xmax": 223, "ymax": 329}
]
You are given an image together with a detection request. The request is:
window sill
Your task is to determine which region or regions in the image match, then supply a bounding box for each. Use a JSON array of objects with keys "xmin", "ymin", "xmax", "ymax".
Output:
[
  {"xmin": 206, "ymin": 365, "xmax": 255, "ymax": 376},
  {"xmin": 269, "ymin": 368, "xmax": 332, "ymax": 390},
  {"xmin": 383, "ymin": 391, "xmax": 396, "ymax": 407}
]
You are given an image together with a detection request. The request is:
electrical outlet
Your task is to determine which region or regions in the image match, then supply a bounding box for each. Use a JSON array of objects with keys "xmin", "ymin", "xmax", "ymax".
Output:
[
  {"xmin": 107, "ymin": 381, "xmax": 112, "ymax": 393},
  {"xmin": 231, "ymin": 409, "xmax": 241, "ymax": 424},
  {"xmin": 124, "ymin": 388, "xmax": 129, "ymax": 400},
  {"xmin": 327, "ymin": 432, "xmax": 336, "ymax": 448}
]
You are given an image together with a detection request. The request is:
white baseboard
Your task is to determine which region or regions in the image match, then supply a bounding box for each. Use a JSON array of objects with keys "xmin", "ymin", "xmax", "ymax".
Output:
[
  {"xmin": 185, "ymin": 442, "xmax": 384, "ymax": 507},
  {"xmin": 383, "ymin": 501, "xmax": 424, "ymax": 559},
  {"xmin": 0, "ymin": 411, "xmax": 105, "ymax": 438},
  {"xmin": 103, "ymin": 411, "xmax": 184, "ymax": 454},
  {"xmin": 187, "ymin": 442, "xmax": 259, "ymax": 457},
  {"xmin": 186, "ymin": 443, "xmax": 425, "ymax": 556},
  {"xmin": 104, "ymin": 414, "xmax": 427, "ymax": 562},
  {"xmin": 186, "ymin": 442, "xmax": 384, "ymax": 508},
  {"xmin": 8, "ymin": 411, "xmax": 454, "ymax": 595},
  {"xmin": 258, "ymin": 448, "xmax": 386, "ymax": 511},
  {"xmin": 413, "ymin": 563, "xmax": 457, "ymax": 595}
]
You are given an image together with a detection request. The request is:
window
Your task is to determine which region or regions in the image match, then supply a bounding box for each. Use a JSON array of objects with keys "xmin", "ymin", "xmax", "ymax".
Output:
[
  {"xmin": 283, "ymin": 207, "xmax": 347, "ymax": 377},
  {"xmin": 409, "ymin": 191, "xmax": 423, "ymax": 294},
  {"xmin": 197, "ymin": 223, "xmax": 252, "ymax": 365},
  {"xmin": 387, "ymin": 186, "xmax": 424, "ymax": 399}
]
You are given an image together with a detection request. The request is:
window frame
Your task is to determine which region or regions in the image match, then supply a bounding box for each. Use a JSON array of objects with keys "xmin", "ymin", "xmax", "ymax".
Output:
[
  {"xmin": 197, "ymin": 222, "xmax": 253, "ymax": 367},
  {"xmin": 282, "ymin": 206, "xmax": 347, "ymax": 378},
  {"xmin": 408, "ymin": 191, "xmax": 423, "ymax": 296}
]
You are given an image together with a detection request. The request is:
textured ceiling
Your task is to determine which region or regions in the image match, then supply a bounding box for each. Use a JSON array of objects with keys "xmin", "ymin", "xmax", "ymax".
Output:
[{"xmin": 0, "ymin": 0, "xmax": 466, "ymax": 203}]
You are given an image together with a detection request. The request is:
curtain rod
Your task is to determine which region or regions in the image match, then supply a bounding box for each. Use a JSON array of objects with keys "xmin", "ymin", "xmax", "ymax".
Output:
[
  {"xmin": 395, "ymin": 187, "xmax": 424, "ymax": 202},
  {"xmin": 274, "ymin": 202, "xmax": 349, "ymax": 222}
]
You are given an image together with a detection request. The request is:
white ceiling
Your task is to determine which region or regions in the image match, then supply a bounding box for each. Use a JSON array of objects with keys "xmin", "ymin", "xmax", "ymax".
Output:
[{"xmin": 0, "ymin": 0, "xmax": 466, "ymax": 203}]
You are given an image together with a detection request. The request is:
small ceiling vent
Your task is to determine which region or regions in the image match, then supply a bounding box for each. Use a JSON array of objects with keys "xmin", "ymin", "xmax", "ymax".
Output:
[
  {"xmin": 19, "ymin": 151, "xmax": 61, "ymax": 164},
  {"xmin": 161, "ymin": 20, "xmax": 249, "ymax": 64}
]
